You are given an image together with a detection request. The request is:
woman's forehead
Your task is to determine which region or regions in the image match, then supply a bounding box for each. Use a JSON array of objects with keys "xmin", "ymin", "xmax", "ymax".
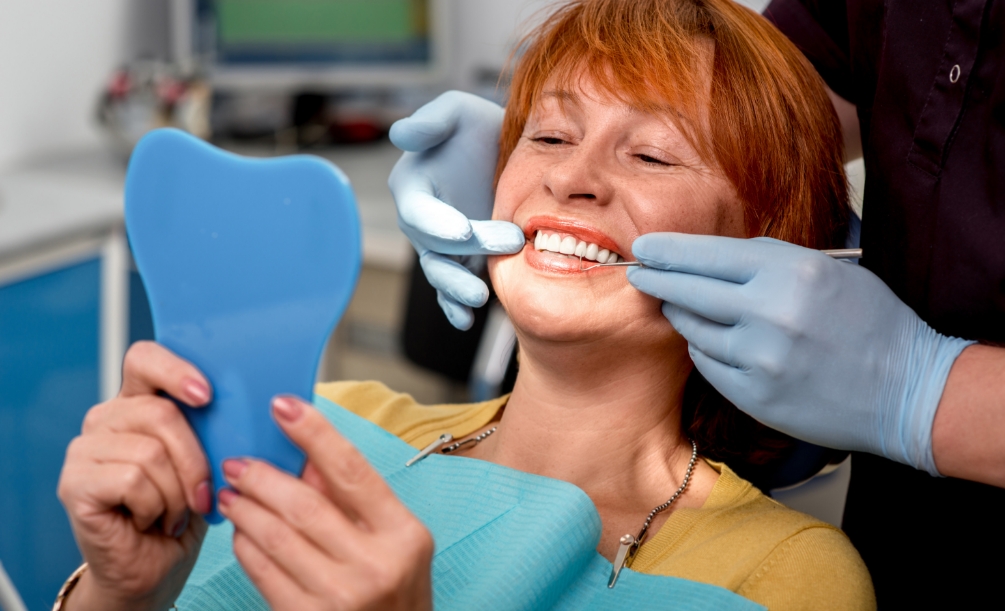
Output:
[{"xmin": 530, "ymin": 72, "xmax": 706, "ymax": 142}]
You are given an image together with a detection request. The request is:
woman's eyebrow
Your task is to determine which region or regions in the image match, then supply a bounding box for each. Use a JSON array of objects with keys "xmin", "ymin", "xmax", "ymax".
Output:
[{"xmin": 540, "ymin": 89, "xmax": 581, "ymax": 108}]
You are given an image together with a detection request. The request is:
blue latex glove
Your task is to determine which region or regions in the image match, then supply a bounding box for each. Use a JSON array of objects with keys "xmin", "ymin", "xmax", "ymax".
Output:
[
  {"xmin": 626, "ymin": 233, "xmax": 975, "ymax": 475},
  {"xmin": 388, "ymin": 91, "xmax": 525, "ymax": 330}
]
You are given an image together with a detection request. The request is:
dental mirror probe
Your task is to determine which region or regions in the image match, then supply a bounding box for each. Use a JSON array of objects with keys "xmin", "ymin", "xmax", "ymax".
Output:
[{"xmin": 579, "ymin": 248, "xmax": 863, "ymax": 271}]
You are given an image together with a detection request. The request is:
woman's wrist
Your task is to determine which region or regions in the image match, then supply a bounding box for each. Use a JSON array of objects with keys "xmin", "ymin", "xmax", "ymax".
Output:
[{"xmin": 59, "ymin": 566, "xmax": 166, "ymax": 611}]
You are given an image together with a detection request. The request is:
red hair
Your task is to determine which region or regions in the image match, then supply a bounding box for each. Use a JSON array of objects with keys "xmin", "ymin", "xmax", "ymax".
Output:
[{"xmin": 498, "ymin": 0, "xmax": 849, "ymax": 473}]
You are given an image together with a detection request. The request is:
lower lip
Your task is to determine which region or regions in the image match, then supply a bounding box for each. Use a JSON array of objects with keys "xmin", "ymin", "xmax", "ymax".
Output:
[{"xmin": 521, "ymin": 245, "xmax": 620, "ymax": 275}]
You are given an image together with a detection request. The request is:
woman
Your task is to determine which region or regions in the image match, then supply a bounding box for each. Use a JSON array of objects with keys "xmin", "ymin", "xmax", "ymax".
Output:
[{"xmin": 55, "ymin": 1, "xmax": 874, "ymax": 609}]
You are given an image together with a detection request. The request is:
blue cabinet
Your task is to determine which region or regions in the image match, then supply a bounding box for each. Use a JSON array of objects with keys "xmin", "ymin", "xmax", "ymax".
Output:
[{"xmin": 0, "ymin": 248, "xmax": 153, "ymax": 610}]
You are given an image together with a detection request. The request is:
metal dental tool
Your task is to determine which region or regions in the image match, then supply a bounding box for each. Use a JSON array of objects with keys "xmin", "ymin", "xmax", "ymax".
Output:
[{"xmin": 579, "ymin": 248, "xmax": 863, "ymax": 271}]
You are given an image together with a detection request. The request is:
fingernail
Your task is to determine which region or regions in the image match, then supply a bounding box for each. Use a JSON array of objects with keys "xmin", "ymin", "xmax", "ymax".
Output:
[
  {"xmin": 273, "ymin": 396, "xmax": 303, "ymax": 423},
  {"xmin": 170, "ymin": 511, "xmax": 190, "ymax": 538},
  {"xmin": 222, "ymin": 458, "xmax": 247, "ymax": 482},
  {"xmin": 195, "ymin": 480, "xmax": 212, "ymax": 515},
  {"xmin": 218, "ymin": 488, "xmax": 238, "ymax": 508},
  {"xmin": 182, "ymin": 378, "xmax": 211, "ymax": 405}
]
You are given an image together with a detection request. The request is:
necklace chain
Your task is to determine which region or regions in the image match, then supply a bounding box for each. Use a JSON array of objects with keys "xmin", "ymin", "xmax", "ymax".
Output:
[
  {"xmin": 634, "ymin": 438, "xmax": 698, "ymax": 545},
  {"xmin": 439, "ymin": 426, "xmax": 498, "ymax": 454},
  {"xmin": 414, "ymin": 423, "xmax": 699, "ymax": 590},
  {"xmin": 436, "ymin": 426, "xmax": 698, "ymax": 545}
]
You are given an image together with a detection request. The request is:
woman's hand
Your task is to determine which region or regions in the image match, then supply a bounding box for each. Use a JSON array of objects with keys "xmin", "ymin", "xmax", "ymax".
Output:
[
  {"xmin": 57, "ymin": 341, "xmax": 214, "ymax": 611},
  {"xmin": 218, "ymin": 396, "xmax": 433, "ymax": 611}
]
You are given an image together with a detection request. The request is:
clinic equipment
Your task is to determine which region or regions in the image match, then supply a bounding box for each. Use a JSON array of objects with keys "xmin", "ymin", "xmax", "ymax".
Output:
[
  {"xmin": 125, "ymin": 129, "xmax": 361, "ymax": 523},
  {"xmin": 0, "ymin": 561, "xmax": 26, "ymax": 611},
  {"xmin": 177, "ymin": 397, "xmax": 765, "ymax": 611},
  {"xmin": 176, "ymin": 0, "xmax": 451, "ymax": 91},
  {"xmin": 580, "ymin": 248, "xmax": 863, "ymax": 271}
]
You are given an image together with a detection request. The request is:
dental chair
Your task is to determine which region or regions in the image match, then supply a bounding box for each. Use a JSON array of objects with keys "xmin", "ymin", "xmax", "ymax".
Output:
[{"xmin": 0, "ymin": 561, "xmax": 26, "ymax": 611}]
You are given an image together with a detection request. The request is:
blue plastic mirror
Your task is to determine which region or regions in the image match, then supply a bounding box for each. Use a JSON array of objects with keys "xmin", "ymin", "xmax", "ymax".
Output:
[{"xmin": 125, "ymin": 128, "xmax": 361, "ymax": 523}]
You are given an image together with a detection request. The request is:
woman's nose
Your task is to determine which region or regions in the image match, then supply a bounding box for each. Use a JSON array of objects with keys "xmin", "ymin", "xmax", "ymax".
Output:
[{"xmin": 542, "ymin": 144, "xmax": 614, "ymax": 205}]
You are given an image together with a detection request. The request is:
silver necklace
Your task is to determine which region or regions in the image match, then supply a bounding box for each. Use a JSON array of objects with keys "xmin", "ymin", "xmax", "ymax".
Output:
[
  {"xmin": 609, "ymin": 438, "xmax": 698, "ymax": 588},
  {"xmin": 441, "ymin": 426, "xmax": 498, "ymax": 454},
  {"xmin": 405, "ymin": 427, "xmax": 698, "ymax": 590}
]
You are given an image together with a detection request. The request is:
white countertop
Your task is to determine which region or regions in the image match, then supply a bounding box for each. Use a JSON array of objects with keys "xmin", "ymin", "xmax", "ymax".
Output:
[{"xmin": 0, "ymin": 141, "xmax": 413, "ymax": 271}]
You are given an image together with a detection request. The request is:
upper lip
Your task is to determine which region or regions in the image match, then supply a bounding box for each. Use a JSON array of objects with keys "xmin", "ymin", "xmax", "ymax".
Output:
[{"xmin": 523, "ymin": 216, "xmax": 627, "ymax": 258}]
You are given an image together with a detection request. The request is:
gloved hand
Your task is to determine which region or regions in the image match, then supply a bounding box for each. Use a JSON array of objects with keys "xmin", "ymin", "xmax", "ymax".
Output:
[
  {"xmin": 388, "ymin": 91, "xmax": 525, "ymax": 330},
  {"xmin": 626, "ymin": 233, "xmax": 975, "ymax": 475}
]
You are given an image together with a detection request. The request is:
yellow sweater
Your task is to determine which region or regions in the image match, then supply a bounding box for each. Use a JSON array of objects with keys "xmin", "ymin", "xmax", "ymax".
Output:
[{"xmin": 316, "ymin": 381, "xmax": 876, "ymax": 611}]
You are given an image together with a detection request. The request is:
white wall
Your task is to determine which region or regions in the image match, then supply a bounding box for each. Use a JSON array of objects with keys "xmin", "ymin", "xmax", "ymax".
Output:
[
  {"xmin": 0, "ymin": 0, "xmax": 131, "ymax": 171},
  {"xmin": 449, "ymin": 0, "xmax": 557, "ymax": 92},
  {"xmin": 0, "ymin": 0, "xmax": 772, "ymax": 171},
  {"xmin": 449, "ymin": 0, "xmax": 771, "ymax": 93}
]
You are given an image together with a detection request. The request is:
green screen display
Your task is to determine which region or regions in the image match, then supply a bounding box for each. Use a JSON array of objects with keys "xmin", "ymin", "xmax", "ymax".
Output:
[{"xmin": 215, "ymin": 0, "xmax": 428, "ymax": 46}]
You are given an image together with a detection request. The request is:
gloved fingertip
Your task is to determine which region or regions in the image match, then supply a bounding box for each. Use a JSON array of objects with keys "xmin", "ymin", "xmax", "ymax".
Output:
[
  {"xmin": 470, "ymin": 221, "xmax": 528, "ymax": 254},
  {"xmin": 389, "ymin": 118, "xmax": 453, "ymax": 152},
  {"xmin": 625, "ymin": 265, "xmax": 652, "ymax": 290},
  {"xmin": 437, "ymin": 293, "xmax": 475, "ymax": 330},
  {"xmin": 660, "ymin": 300, "xmax": 678, "ymax": 321},
  {"xmin": 631, "ymin": 233, "xmax": 676, "ymax": 269},
  {"xmin": 463, "ymin": 283, "xmax": 490, "ymax": 308},
  {"xmin": 400, "ymin": 197, "xmax": 474, "ymax": 242}
]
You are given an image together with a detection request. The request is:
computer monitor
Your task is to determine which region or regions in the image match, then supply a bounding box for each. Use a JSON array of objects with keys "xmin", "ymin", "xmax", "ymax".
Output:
[{"xmin": 171, "ymin": 0, "xmax": 451, "ymax": 91}]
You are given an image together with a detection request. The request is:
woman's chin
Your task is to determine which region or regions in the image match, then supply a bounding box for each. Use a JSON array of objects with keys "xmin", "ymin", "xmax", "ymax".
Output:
[{"xmin": 490, "ymin": 248, "xmax": 671, "ymax": 346}]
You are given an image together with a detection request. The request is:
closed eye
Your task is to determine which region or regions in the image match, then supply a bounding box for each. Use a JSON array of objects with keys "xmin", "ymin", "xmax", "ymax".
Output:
[
  {"xmin": 534, "ymin": 136, "xmax": 568, "ymax": 145},
  {"xmin": 635, "ymin": 153, "xmax": 672, "ymax": 166}
]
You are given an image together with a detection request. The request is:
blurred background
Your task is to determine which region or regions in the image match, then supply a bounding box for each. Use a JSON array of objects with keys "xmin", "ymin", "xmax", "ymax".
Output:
[{"xmin": 4, "ymin": 1, "xmax": 866, "ymax": 609}]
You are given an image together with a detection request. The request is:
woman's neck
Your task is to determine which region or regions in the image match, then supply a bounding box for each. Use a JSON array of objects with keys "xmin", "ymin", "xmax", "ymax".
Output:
[{"xmin": 465, "ymin": 335, "xmax": 717, "ymax": 558}]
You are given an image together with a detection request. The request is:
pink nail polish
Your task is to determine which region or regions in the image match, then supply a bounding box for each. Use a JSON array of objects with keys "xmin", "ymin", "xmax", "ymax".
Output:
[
  {"xmin": 218, "ymin": 488, "xmax": 238, "ymax": 508},
  {"xmin": 171, "ymin": 511, "xmax": 190, "ymax": 538},
  {"xmin": 195, "ymin": 480, "xmax": 212, "ymax": 515},
  {"xmin": 273, "ymin": 396, "xmax": 303, "ymax": 422},
  {"xmin": 182, "ymin": 378, "xmax": 211, "ymax": 405},
  {"xmin": 223, "ymin": 458, "xmax": 247, "ymax": 481}
]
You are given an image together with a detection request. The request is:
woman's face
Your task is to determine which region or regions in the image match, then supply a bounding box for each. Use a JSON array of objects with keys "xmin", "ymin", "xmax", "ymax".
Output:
[{"xmin": 489, "ymin": 72, "xmax": 745, "ymax": 351}]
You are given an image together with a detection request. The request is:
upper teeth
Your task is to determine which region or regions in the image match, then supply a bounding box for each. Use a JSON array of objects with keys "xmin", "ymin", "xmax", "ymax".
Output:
[{"xmin": 533, "ymin": 230, "xmax": 622, "ymax": 264}]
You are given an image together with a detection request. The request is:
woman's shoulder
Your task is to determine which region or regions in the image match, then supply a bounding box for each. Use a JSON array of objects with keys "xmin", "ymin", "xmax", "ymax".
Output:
[
  {"xmin": 736, "ymin": 522, "xmax": 875, "ymax": 611},
  {"xmin": 314, "ymin": 380, "xmax": 505, "ymax": 449},
  {"xmin": 635, "ymin": 462, "xmax": 875, "ymax": 610}
]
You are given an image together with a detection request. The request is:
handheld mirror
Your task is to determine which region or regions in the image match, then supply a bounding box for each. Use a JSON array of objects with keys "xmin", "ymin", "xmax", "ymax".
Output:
[{"xmin": 125, "ymin": 129, "xmax": 361, "ymax": 523}]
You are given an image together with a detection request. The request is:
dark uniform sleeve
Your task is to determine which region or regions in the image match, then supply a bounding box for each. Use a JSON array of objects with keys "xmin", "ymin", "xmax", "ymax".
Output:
[{"xmin": 763, "ymin": 0, "xmax": 856, "ymax": 103}]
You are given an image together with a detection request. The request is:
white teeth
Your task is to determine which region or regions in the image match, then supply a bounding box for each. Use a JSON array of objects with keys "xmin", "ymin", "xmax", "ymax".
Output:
[
  {"xmin": 547, "ymin": 233, "xmax": 562, "ymax": 252},
  {"xmin": 559, "ymin": 236, "xmax": 577, "ymax": 254},
  {"xmin": 532, "ymin": 230, "xmax": 619, "ymax": 263}
]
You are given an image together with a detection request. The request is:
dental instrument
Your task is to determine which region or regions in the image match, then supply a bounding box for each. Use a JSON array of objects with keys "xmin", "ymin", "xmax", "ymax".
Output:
[{"xmin": 579, "ymin": 248, "xmax": 863, "ymax": 271}]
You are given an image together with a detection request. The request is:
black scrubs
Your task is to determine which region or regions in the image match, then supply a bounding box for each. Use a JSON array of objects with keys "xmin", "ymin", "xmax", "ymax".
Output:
[{"xmin": 764, "ymin": 0, "xmax": 1005, "ymax": 606}]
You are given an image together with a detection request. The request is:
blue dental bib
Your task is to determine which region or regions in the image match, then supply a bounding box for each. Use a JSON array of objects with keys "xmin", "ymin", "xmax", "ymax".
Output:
[{"xmin": 179, "ymin": 397, "xmax": 764, "ymax": 611}]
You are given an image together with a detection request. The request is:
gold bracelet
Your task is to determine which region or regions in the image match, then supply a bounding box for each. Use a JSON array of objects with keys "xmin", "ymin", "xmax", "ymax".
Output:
[{"xmin": 52, "ymin": 562, "xmax": 88, "ymax": 611}]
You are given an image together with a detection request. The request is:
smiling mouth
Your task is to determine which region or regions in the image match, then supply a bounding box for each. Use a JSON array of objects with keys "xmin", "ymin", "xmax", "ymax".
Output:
[{"xmin": 531, "ymin": 230, "xmax": 625, "ymax": 264}]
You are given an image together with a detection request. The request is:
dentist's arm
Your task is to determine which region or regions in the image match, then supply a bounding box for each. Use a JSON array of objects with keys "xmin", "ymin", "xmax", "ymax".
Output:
[
  {"xmin": 931, "ymin": 345, "xmax": 1005, "ymax": 486},
  {"xmin": 388, "ymin": 91, "xmax": 525, "ymax": 330},
  {"xmin": 625, "ymin": 233, "xmax": 1005, "ymax": 486}
]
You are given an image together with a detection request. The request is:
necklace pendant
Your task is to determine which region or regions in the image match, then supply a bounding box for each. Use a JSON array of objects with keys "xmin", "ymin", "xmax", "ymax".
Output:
[
  {"xmin": 608, "ymin": 534, "xmax": 638, "ymax": 589},
  {"xmin": 405, "ymin": 433, "xmax": 453, "ymax": 467}
]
